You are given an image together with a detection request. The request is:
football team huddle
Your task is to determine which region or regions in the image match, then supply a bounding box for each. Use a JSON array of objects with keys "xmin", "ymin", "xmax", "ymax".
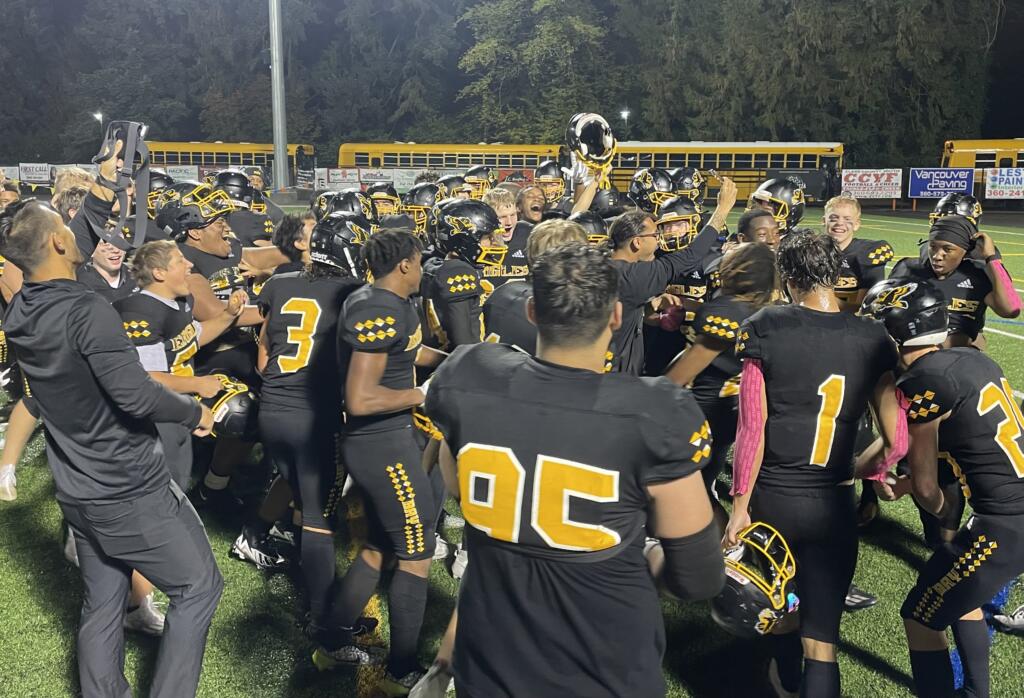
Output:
[{"xmin": 0, "ymin": 113, "xmax": 1022, "ymax": 698}]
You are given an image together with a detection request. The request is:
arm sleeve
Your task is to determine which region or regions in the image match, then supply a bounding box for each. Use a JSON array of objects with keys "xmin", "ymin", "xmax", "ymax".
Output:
[
  {"xmin": 660, "ymin": 520, "xmax": 727, "ymax": 600},
  {"xmin": 731, "ymin": 358, "xmax": 765, "ymax": 495},
  {"xmin": 69, "ymin": 298, "xmax": 202, "ymax": 428},
  {"xmin": 69, "ymin": 192, "xmax": 114, "ymax": 258}
]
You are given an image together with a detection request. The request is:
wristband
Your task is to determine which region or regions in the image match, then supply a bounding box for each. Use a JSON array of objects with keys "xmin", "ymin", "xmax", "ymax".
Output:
[{"xmin": 985, "ymin": 253, "xmax": 1001, "ymax": 264}]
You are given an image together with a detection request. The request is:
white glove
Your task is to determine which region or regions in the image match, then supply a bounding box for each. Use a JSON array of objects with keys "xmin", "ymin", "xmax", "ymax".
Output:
[
  {"xmin": 416, "ymin": 376, "xmax": 433, "ymax": 402},
  {"xmin": 0, "ymin": 367, "xmax": 11, "ymax": 390}
]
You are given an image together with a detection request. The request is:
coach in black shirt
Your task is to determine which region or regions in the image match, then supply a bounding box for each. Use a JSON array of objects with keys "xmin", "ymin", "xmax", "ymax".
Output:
[{"xmin": 2, "ymin": 201, "xmax": 222, "ymax": 698}]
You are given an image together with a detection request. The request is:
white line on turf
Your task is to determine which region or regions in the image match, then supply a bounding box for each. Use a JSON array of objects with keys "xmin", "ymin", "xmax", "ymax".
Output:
[{"xmin": 984, "ymin": 327, "xmax": 1024, "ymax": 341}]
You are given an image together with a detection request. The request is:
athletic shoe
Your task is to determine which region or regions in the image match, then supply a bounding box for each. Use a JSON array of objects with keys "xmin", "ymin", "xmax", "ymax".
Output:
[
  {"xmin": 450, "ymin": 545, "xmax": 468, "ymax": 581},
  {"xmin": 441, "ymin": 511, "xmax": 464, "ymax": 530},
  {"xmin": 64, "ymin": 529, "xmax": 80, "ymax": 567},
  {"xmin": 433, "ymin": 534, "xmax": 451, "ymax": 561},
  {"xmin": 409, "ymin": 661, "xmax": 455, "ymax": 698},
  {"xmin": 304, "ymin": 617, "xmax": 380, "ymax": 642},
  {"xmin": 767, "ymin": 658, "xmax": 800, "ymax": 698},
  {"xmin": 993, "ymin": 603, "xmax": 1024, "ymax": 634},
  {"xmin": 231, "ymin": 531, "xmax": 290, "ymax": 570},
  {"xmin": 268, "ymin": 523, "xmax": 297, "ymax": 547},
  {"xmin": 844, "ymin": 583, "xmax": 878, "ymax": 611},
  {"xmin": 311, "ymin": 643, "xmax": 387, "ymax": 670},
  {"xmin": 379, "ymin": 667, "xmax": 428, "ymax": 697},
  {"xmin": 124, "ymin": 594, "xmax": 165, "ymax": 636},
  {"xmin": 0, "ymin": 464, "xmax": 15, "ymax": 501}
]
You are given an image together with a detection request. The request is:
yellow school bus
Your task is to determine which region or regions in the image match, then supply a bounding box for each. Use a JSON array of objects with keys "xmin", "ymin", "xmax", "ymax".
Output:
[
  {"xmin": 941, "ymin": 139, "xmax": 1024, "ymax": 184},
  {"xmin": 147, "ymin": 141, "xmax": 315, "ymax": 182},
  {"xmin": 338, "ymin": 141, "xmax": 843, "ymax": 201}
]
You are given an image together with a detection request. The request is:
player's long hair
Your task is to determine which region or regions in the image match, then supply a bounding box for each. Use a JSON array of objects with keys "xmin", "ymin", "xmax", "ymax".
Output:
[
  {"xmin": 718, "ymin": 242, "xmax": 778, "ymax": 309},
  {"xmin": 303, "ymin": 261, "xmax": 351, "ymax": 281}
]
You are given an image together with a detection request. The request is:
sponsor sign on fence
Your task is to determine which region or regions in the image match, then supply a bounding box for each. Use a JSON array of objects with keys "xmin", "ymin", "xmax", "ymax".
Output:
[
  {"xmin": 908, "ymin": 168, "xmax": 974, "ymax": 198},
  {"xmin": 985, "ymin": 168, "xmax": 1024, "ymax": 200},
  {"xmin": 840, "ymin": 169, "xmax": 902, "ymax": 198}
]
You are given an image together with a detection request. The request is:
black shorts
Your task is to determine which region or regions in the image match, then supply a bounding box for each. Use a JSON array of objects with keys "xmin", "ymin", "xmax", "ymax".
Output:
[
  {"xmin": 751, "ymin": 484, "xmax": 858, "ymax": 644},
  {"xmin": 901, "ymin": 511, "xmax": 1024, "ymax": 630},
  {"xmin": 341, "ymin": 427, "xmax": 435, "ymax": 561},
  {"xmin": 260, "ymin": 406, "xmax": 343, "ymax": 529}
]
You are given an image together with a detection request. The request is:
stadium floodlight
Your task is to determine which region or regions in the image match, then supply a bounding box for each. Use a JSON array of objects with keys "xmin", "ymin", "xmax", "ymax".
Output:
[
  {"xmin": 620, "ymin": 109, "xmax": 630, "ymax": 121},
  {"xmin": 92, "ymin": 112, "xmax": 103, "ymax": 138}
]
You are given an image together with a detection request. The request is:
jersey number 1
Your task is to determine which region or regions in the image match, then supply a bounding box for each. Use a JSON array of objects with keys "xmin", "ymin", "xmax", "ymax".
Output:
[
  {"xmin": 811, "ymin": 374, "xmax": 846, "ymax": 467},
  {"xmin": 977, "ymin": 379, "xmax": 1024, "ymax": 478},
  {"xmin": 278, "ymin": 298, "xmax": 322, "ymax": 373}
]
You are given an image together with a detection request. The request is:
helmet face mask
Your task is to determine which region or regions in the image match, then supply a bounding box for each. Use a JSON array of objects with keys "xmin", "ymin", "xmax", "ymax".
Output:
[
  {"xmin": 435, "ymin": 199, "xmax": 505, "ymax": 268},
  {"xmin": 464, "ymin": 166, "xmax": 497, "ymax": 200},
  {"xmin": 569, "ymin": 211, "xmax": 609, "ymax": 245},
  {"xmin": 629, "ymin": 168, "xmax": 675, "ymax": 214},
  {"xmin": 566, "ymin": 113, "xmax": 617, "ymax": 166},
  {"xmin": 929, "ymin": 193, "xmax": 983, "ymax": 229},
  {"xmin": 366, "ymin": 182, "xmax": 401, "ymax": 217},
  {"xmin": 309, "ymin": 211, "xmax": 370, "ymax": 277},
  {"xmin": 534, "ymin": 160, "xmax": 566, "ymax": 203},
  {"xmin": 750, "ymin": 178, "xmax": 805, "ymax": 231},
  {"xmin": 156, "ymin": 182, "xmax": 233, "ymax": 237}
]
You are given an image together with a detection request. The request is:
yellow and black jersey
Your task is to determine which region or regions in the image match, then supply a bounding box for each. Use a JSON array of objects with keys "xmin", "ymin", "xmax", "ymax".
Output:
[
  {"xmin": 690, "ymin": 295, "xmax": 758, "ymax": 404},
  {"xmin": 113, "ymin": 291, "xmax": 200, "ymax": 377},
  {"xmin": 339, "ymin": 284, "xmax": 422, "ymax": 434},
  {"xmin": 890, "ymin": 257, "xmax": 993, "ymax": 340},
  {"xmin": 258, "ymin": 271, "xmax": 362, "ymax": 412},
  {"xmin": 897, "ymin": 348, "xmax": 1024, "ymax": 516},
  {"xmin": 420, "ymin": 256, "xmax": 483, "ymax": 350},
  {"xmin": 834, "ymin": 238, "xmax": 892, "ymax": 307},
  {"xmin": 483, "ymin": 221, "xmax": 531, "ymax": 290},
  {"xmin": 226, "ymin": 209, "xmax": 275, "ymax": 247},
  {"xmin": 737, "ymin": 304, "xmax": 896, "ymax": 488}
]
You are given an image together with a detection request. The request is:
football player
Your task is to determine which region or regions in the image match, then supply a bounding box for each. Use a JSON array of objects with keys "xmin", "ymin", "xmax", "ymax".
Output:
[
  {"xmin": 725, "ymin": 230, "xmax": 906, "ymax": 698},
  {"xmin": 436, "ymin": 174, "xmax": 472, "ymax": 200},
  {"xmin": 366, "ymin": 181, "xmax": 402, "ymax": 217},
  {"xmin": 76, "ymin": 237, "xmax": 137, "ymax": 303},
  {"xmin": 568, "ymin": 210, "xmax": 609, "ymax": 246},
  {"xmin": 748, "ymin": 178, "xmax": 806, "ymax": 237},
  {"xmin": 823, "ymin": 194, "xmax": 893, "ymax": 312},
  {"xmin": 243, "ymin": 165, "xmax": 285, "ymax": 224},
  {"xmin": 425, "ymin": 243, "xmax": 725, "ymax": 698},
  {"xmin": 463, "ymin": 165, "xmax": 497, "ymax": 200},
  {"xmin": 213, "ymin": 169, "xmax": 276, "ymax": 247},
  {"xmin": 481, "ymin": 187, "xmax": 529, "ymax": 287},
  {"xmin": 735, "ymin": 208, "xmax": 781, "ymax": 251},
  {"xmin": 517, "ymin": 184, "xmax": 547, "ymax": 224},
  {"xmin": 628, "ymin": 167, "xmax": 676, "ymax": 215},
  {"xmin": 608, "ymin": 177, "xmax": 737, "ymax": 375},
  {"xmin": 400, "ymin": 182, "xmax": 440, "ymax": 241},
  {"xmin": 313, "ymin": 230, "xmax": 442, "ymax": 695},
  {"xmin": 863, "ymin": 279, "xmax": 1024, "ymax": 698}
]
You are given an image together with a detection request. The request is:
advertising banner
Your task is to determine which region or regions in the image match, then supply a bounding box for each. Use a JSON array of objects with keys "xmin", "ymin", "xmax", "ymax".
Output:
[
  {"xmin": 984, "ymin": 168, "xmax": 1024, "ymax": 200},
  {"xmin": 839, "ymin": 169, "xmax": 902, "ymax": 198},
  {"xmin": 19, "ymin": 163, "xmax": 52, "ymax": 183},
  {"xmin": 165, "ymin": 165, "xmax": 200, "ymax": 181},
  {"xmin": 908, "ymin": 168, "xmax": 974, "ymax": 198}
]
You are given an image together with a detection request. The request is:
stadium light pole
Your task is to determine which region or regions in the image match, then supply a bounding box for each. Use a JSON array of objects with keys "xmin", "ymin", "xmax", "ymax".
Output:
[
  {"xmin": 620, "ymin": 109, "xmax": 630, "ymax": 140},
  {"xmin": 268, "ymin": 0, "xmax": 288, "ymax": 192},
  {"xmin": 92, "ymin": 112, "xmax": 103, "ymax": 139}
]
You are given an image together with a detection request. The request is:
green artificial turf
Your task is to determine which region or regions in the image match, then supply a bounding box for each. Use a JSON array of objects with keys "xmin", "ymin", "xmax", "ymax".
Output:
[{"xmin": 0, "ymin": 210, "xmax": 1022, "ymax": 697}]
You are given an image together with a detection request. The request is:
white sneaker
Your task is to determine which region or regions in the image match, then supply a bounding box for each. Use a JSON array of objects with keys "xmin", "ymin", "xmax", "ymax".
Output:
[
  {"xmin": 433, "ymin": 533, "xmax": 451, "ymax": 561},
  {"xmin": 450, "ymin": 545, "xmax": 469, "ymax": 580},
  {"xmin": 0, "ymin": 464, "xmax": 15, "ymax": 501},
  {"xmin": 64, "ymin": 529, "xmax": 80, "ymax": 567},
  {"xmin": 409, "ymin": 661, "xmax": 455, "ymax": 698},
  {"xmin": 994, "ymin": 603, "xmax": 1024, "ymax": 634},
  {"xmin": 231, "ymin": 532, "xmax": 290, "ymax": 570},
  {"xmin": 442, "ymin": 511, "xmax": 465, "ymax": 530},
  {"xmin": 268, "ymin": 524, "xmax": 296, "ymax": 547},
  {"xmin": 124, "ymin": 594, "xmax": 165, "ymax": 636}
]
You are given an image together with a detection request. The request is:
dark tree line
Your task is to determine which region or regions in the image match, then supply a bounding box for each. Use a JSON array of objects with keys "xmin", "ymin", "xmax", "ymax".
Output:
[{"xmin": 0, "ymin": 0, "xmax": 1011, "ymax": 167}]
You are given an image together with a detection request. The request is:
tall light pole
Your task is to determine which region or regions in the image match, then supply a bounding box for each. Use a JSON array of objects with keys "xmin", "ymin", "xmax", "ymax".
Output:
[
  {"xmin": 93, "ymin": 112, "xmax": 104, "ymax": 139},
  {"xmin": 619, "ymin": 109, "xmax": 630, "ymax": 141},
  {"xmin": 268, "ymin": 0, "xmax": 288, "ymax": 191}
]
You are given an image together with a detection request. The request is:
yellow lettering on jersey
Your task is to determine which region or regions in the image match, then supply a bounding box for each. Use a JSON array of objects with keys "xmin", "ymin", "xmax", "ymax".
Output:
[
  {"xmin": 835, "ymin": 276, "xmax": 858, "ymax": 289},
  {"xmin": 169, "ymin": 322, "xmax": 198, "ymax": 352},
  {"xmin": 532, "ymin": 457, "xmax": 621, "ymax": 552},
  {"xmin": 948, "ymin": 298, "xmax": 980, "ymax": 313},
  {"xmin": 405, "ymin": 322, "xmax": 422, "ymax": 352},
  {"xmin": 171, "ymin": 341, "xmax": 197, "ymax": 377}
]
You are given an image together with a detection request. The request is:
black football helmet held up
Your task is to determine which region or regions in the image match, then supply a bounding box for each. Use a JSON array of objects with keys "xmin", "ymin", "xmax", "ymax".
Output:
[
  {"xmin": 309, "ymin": 211, "xmax": 371, "ymax": 278},
  {"xmin": 568, "ymin": 210, "xmax": 609, "ymax": 245},
  {"xmin": 566, "ymin": 112, "xmax": 616, "ymax": 168},
  {"xmin": 655, "ymin": 196, "xmax": 703, "ymax": 252},
  {"xmin": 590, "ymin": 186, "xmax": 627, "ymax": 219},
  {"xmin": 436, "ymin": 175, "xmax": 470, "ymax": 200},
  {"xmin": 711, "ymin": 522, "xmax": 799, "ymax": 638},
  {"xmin": 668, "ymin": 167, "xmax": 707, "ymax": 207},
  {"xmin": 155, "ymin": 181, "xmax": 233, "ymax": 239},
  {"xmin": 401, "ymin": 182, "xmax": 440, "ymax": 238},
  {"xmin": 199, "ymin": 374, "xmax": 258, "ymax": 439},
  {"xmin": 929, "ymin": 193, "xmax": 983, "ymax": 229},
  {"xmin": 211, "ymin": 169, "xmax": 255, "ymax": 210},
  {"xmin": 365, "ymin": 181, "xmax": 401, "ymax": 217},
  {"xmin": 434, "ymin": 198, "xmax": 505, "ymax": 268},
  {"xmin": 749, "ymin": 178, "xmax": 805, "ymax": 232},
  {"xmin": 147, "ymin": 169, "xmax": 175, "ymax": 220},
  {"xmin": 628, "ymin": 168, "xmax": 675, "ymax": 214},
  {"xmin": 464, "ymin": 165, "xmax": 498, "ymax": 200},
  {"xmin": 534, "ymin": 160, "xmax": 566, "ymax": 203},
  {"xmin": 860, "ymin": 278, "xmax": 949, "ymax": 348}
]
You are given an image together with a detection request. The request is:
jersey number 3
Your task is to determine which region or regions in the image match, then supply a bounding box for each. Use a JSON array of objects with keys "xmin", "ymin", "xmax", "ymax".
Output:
[
  {"xmin": 457, "ymin": 443, "xmax": 621, "ymax": 552},
  {"xmin": 278, "ymin": 298, "xmax": 321, "ymax": 373},
  {"xmin": 977, "ymin": 378, "xmax": 1024, "ymax": 477}
]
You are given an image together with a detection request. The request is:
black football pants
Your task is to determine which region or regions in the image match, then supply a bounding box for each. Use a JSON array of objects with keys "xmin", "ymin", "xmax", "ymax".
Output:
[{"xmin": 60, "ymin": 482, "xmax": 223, "ymax": 698}]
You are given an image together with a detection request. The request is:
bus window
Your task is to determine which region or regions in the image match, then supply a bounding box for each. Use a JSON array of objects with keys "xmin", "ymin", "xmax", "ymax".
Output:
[
  {"xmin": 754, "ymin": 153, "xmax": 769, "ymax": 168},
  {"xmin": 974, "ymin": 152, "xmax": 996, "ymax": 168},
  {"xmin": 242, "ymin": 153, "xmax": 254, "ymax": 165},
  {"xmin": 653, "ymin": 153, "xmax": 669, "ymax": 168},
  {"xmin": 371, "ymin": 157, "xmax": 381, "ymax": 167},
  {"xmin": 1018, "ymin": 153, "xmax": 1024, "ymax": 167},
  {"xmin": 735, "ymin": 153, "xmax": 753, "ymax": 168},
  {"xmin": 686, "ymin": 153, "xmax": 701, "ymax": 167},
  {"xmin": 667, "ymin": 153, "xmax": 685, "ymax": 168},
  {"xmin": 802, "ymin": 154, "xmax": 818, "ymax": 167},
  {"xmin": 770, "ymin": 154, "xmax": 785, "ymax": 168},
  {"xmin": 229, "ymin": 153, "xmax": 241, "ymax": 165},
  {"xmin": 785, "ymin": 154, "xmax": 801, "ymax": 167},
  {"xmin": 702, "ymin": 154, "xmax": 717, "ymax": 169},
  {"xmin": 718, "ymin": 154, "xmax": 733, "ymax": 169},
  {"xmin": 999, "ymin": 157, "xmax": 1013, "ymax": 168},
  {"xmin": 636, "ymin": 153, "xmax": 653, "ymax": 168}
]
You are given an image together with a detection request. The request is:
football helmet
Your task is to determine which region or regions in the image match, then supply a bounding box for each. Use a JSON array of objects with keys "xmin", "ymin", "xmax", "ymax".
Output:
[
  {"xmin": 711, "ymin": 522, "xmax": 799, "ymax": 638},
  {"xmin": 860, "ymin": 278, "xmax": 949, "ymax": 347},
  {"xmin": 534, "ymin": 160, "xmax": 566, "ymax": 203},
  {"xmin": 211, "ymin": 169, "xmax": 255, "ymax": 210},
  {"xmin": 668, "ymin": 167, "xmax": 707, "ymax": 207},
  {"xmin": 434, "ymin": 198, "xmax": 505, "ymax": 268},
  {"xmin": 199, "ymin": 374, "xmax": 258, "ymax": 439},
  {"xmin": 628, "ymin": 168, "xmax": 675, "ymax": 214},
  {"xmin": 147, "ymin": 169, "xmax": 175, "ymax": 220},
  {"xmin": 568, "ymin": 210, "xmax": 609, "ymax": 245},
  {"xmin": 749, "ymin": 178, "xmax": 805, "ymax": 232},
  {"xmin": 401, "ymin": 182, "xmax": 440, "ymax": 238},
  {"xmin": 309, "ymin": 211, "xmax": 371, "ymax": 278},
  {"xmin": 316, "ymin": 188, "xmax": 379, "ymax": 225},
  {"xmin": 464, "ymin": 165, "xmax": 498, "ymax": 199},
  {"xmin": 154, "ymin": 181, "xmax": 233, "ymax": 239},
  {"xmin": 566, "ymin": 112, "xmax": 616, "ymax": 167},
  {"xmin": 365, "ymin": 181, "xmax": 401, "ymax": 217},
  {"xmin": 436, "ymin": 175, "xmax": 470, "ymax": 200},
  {"xmin": 590, "ymin": 186, "xmax": 627, "ymax": 219},
  {"xmin": 929, "ymin": 193, "xmax": 983, "ymax": 229},
  {"xmin": 655, "ymin": 196, "xmax": 702, "ymax": 252}
]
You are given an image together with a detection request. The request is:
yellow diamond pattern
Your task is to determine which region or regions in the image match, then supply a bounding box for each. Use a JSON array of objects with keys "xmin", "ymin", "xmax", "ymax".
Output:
[
  {"xmin": 868, "ymin": 244, "xmax": 895, "ymax": 265},
  {"xmin": 447, "ymin": 274, "xmax": 477, "ymax": 294},
  {"xmin": 123, "ymin": 319, "xmax": 152, "ymax": 339},
  {"xmin": 354, "ymin": 316, "xmax": 398, "ymax": 343},
  {"xmin": 913, "ymin": 535, "xmax": 998, "ymax": 623},
  {"xmin": 689, "ymin": 421, "xmax": 712, "ymax": 463}
]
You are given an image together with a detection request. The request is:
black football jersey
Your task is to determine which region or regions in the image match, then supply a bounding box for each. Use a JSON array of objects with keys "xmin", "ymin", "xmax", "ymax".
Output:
[
  {"xmin": 339, "ymin": 284, "xmax": 423, "ymax": 434},
  {"xmin": 258, "ymin": 271, "xmax": 362, "ymax": 411},
  {"xmin": 482, "ymin": 279, "xmax": 537, "ymax": 354},
  {"xmin": 890, "ymin": 257, "xmax": 993, "ymax": 340},
  {"xmin": 486, "ymin": 221, "xmax": 531, "ymax": 289},
  {"xmin": 426, "ymin": 343, "xmax": 711, "ymax": 698},
  {"xmin": 737, "ymin": 305, "xmax": 897, "ymax": 488},
  {"xmin": 179, "ymin": 238, "xmax": 248, "ymax": 301},
  {"xmin": 114, "ymin": 292, "xmax": 200, "ymax": 376},
  {"xmin": 691, "ymin": 295, "xmax": 759, "ymax": 405},
  {"xmin": 834, "ymin": 238, "xmax": 893, "ymax": 307},
  {"xmin": 897, "ymin": 348, "xmax": 1024, "ymax": 516},
  {"xmin": 227, "ymin": 209, "xmax": 275, "ymax": 247},
  {"xmin": 421, "ymin": 257, "xmax": 484, "ymax": 350}
]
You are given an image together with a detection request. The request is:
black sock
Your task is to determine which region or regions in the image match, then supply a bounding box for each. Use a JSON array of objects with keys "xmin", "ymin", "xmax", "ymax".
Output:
[
  {"xmin": 909, "ymin": 649, "xmax": 954, "ymax": 697},
  {"xmin": 952, "ymin": 619, "xmax": 990, "ymax": 698},
  {"xmin": 801, "ymin": 658, "xmax": 839, "ymax": 698},
  {"xmin": 429, "ymin": 465, "xmax": 447, "ymax": 534},
  {"xmin": 324, "ymin": 554, "xmax": 380, "ymax": 647},
  {"xmin": 769, "ymin": 632, "xmax": 803, "ymax": 692},
  {"xmin": 386, "ymin": 569, "xmax": 428, "ymax": 677},
  {"xmin": 302, "ymin": 529, "xmax": 337, "ymax": 624}
]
